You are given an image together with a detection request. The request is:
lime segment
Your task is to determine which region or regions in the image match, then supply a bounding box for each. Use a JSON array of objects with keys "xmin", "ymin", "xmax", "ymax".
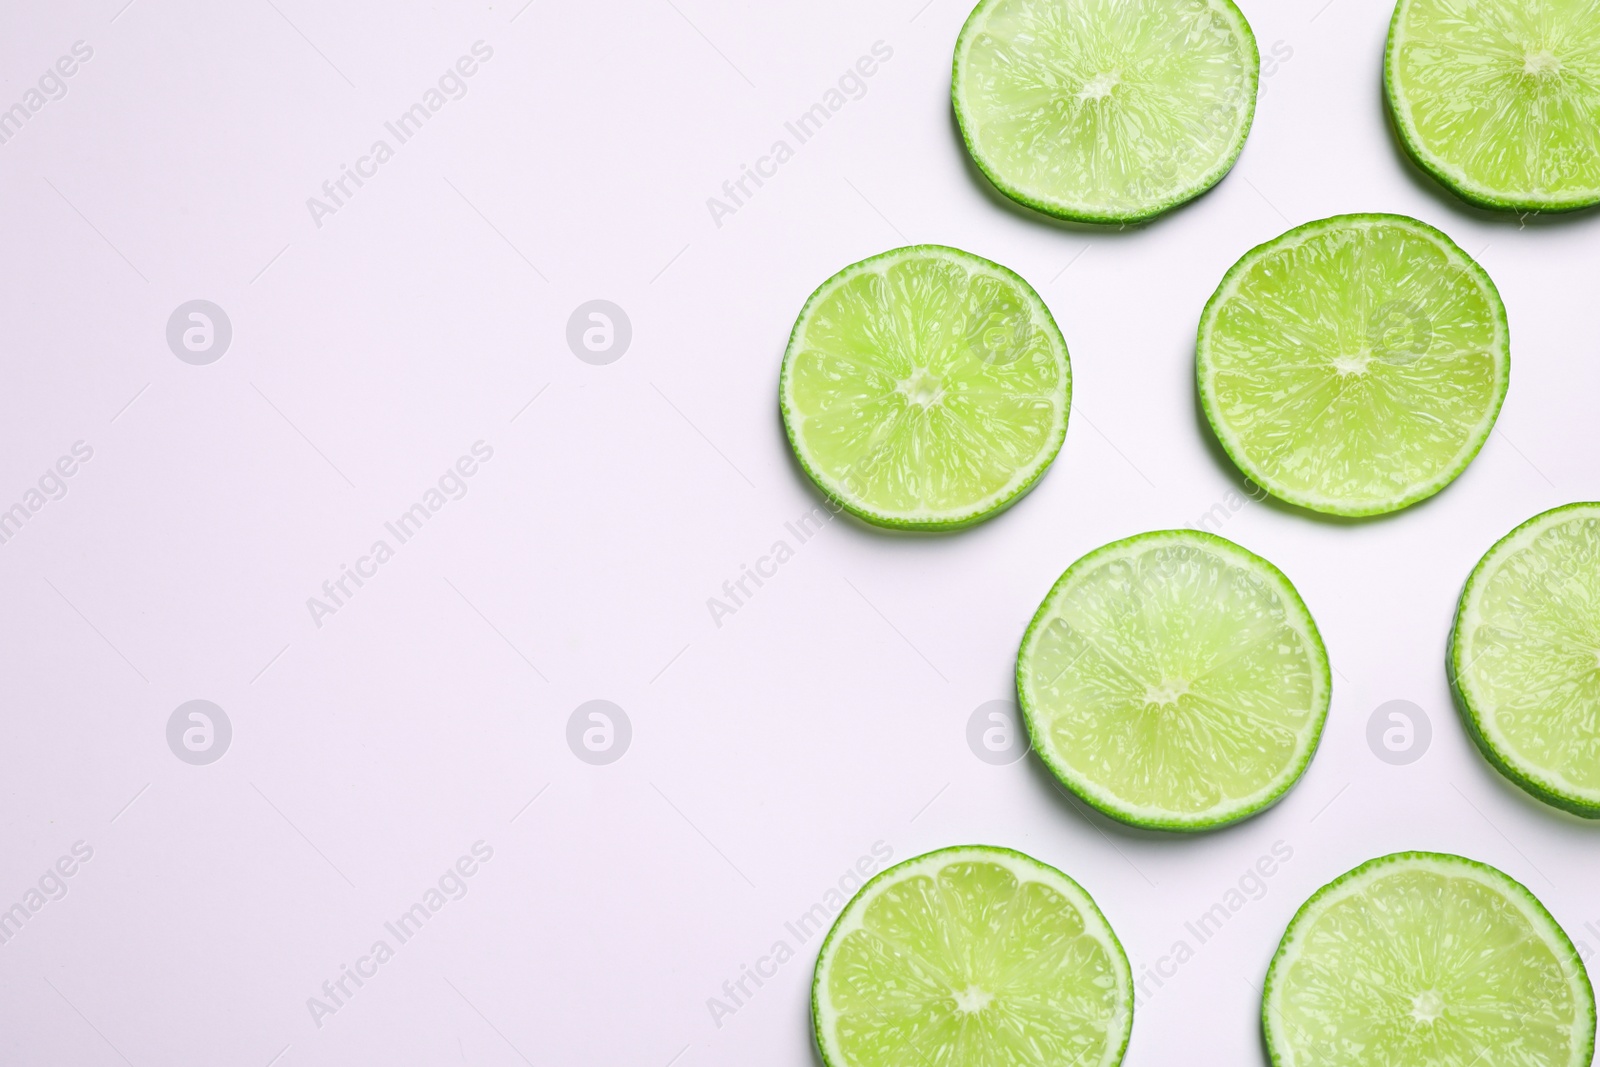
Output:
[
  {"xmin": 1016, "ymin": 529, "xmax": 1330, "ymax": 831},
  {"xmin": 812, "ymin": 846, "xmax": 1132, "ymax": 1067},
  {"xmin": 1452, "ymin": 502, "xmax": 1600, "ymax": 817},
  {"xmin": 1387, "ymin": 0, "xmax": 1600, "ymax": 212},
  {"xmin": 1197, "ymin": 214, "xmax": 1509, "ymax": 517},
  {"xmin": 1264, "ymin": 852, "xmax": 1595, "ymax": 1067},
  {"xmin": 953, "ymin": 0, "xmax": 1259, "ymax": 222},
  {"xmin": 780, "ymin": 246, "xmax": 1070, "ymax": 530}
]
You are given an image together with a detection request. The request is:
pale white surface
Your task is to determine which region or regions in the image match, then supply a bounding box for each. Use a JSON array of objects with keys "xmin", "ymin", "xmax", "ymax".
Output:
[{"xmin": 2, "ymin": 1, "xmax": 1599, "ymax": 1065}]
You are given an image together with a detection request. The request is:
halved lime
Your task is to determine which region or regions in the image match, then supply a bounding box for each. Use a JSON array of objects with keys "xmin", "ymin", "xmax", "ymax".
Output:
[
  {"xmin": 1386, "ymin": 0, "xmax": 1600, "ymax": 213},
  {"xmin": 1197, "ymin": 214, "xmax": 1509, "ymax": 517},
  {"xmin": 952, "ymin": 0, "xmax": 1259, "ymax": 223},
  {"xmin": 1264, "ymin": 851, "xmax": 1595, "ymax": 1067},
  {"xmin": 780, "ymin": 245, "xmax": 1070, "ymax": 530},
  {"xmin": 812, "ymin": 845, "xmax": 1132, "ymax": 1067},
  {"xmin": 1451, "ymin": 502, "xmax": 1600, "ymax": 818},
  {"xmin": 1016, "ymin": 529, "xmax": 1330, "ymax": 831}
]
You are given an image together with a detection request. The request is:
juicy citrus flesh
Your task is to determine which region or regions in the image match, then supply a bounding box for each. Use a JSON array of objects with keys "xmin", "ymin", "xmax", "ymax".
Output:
[
  {"xmin": 814, "ymin": 847, "xmax": 1131, "ymax": 1067},
  {"xmin": 1388, "ymin": 0, "xmax": 1600, "ymax": 211},
  {"xmin": 1017, "ymin": 531, "xmax": 1329, "ymax": 829},
  {"xmin": 1453, "ymin": 504, "xmax": 1600, "ymax": 813},
  {"xmin": 1198, "ymin": 215, "xmax": 1508, "ymax": 516},
  {"xmin": 781, "ymin": 246, "xmax": 1069, "ymax": 529},
  {"xmin": 954, "ymin": 0, "xmax": 1258, "ymax": 221},
  {"xmin": 1265, "ymin": 853, "xmax": 1594, "ymax": 1067}
]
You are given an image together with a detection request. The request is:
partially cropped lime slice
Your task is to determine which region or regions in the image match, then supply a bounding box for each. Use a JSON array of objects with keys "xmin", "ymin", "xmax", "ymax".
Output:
[
  {"xmin": 780, "ymin": 245, "xmax": 1070, "ymax": 530},
  {"xmin": 1264, "ymin": 851, "xmax": 1595, "ymax": 1067},
  {"xmin": 1386, "ymin": 0, "xmax": 1600, "ymax": 212},
  {"xmin": 952, "ymin": 0, "xmax": 1259, "ymax": 223},
  {"xmin": 1451, "ymin": 502, "xmax": 1600, "ymax": 818},
  {"xmin": 1016, "ymin": 529, "xmax": 1330, "ymax": 831},
  {"xmin": 812, "ymin": 845, "xmax": 1132, "ymax": 1067},
  {"xmin": 1198, "ymin": 214, "xmax": 1509, "ymax": 517}
]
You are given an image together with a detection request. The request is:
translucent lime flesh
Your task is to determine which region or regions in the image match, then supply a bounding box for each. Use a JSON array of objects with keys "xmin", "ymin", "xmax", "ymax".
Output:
[
  {"xmin": 1453, "ymin": 504, "xmax": 1600, "ymax": 813},
  {"xmin": 953, "ymin": 0, "xmax": 1257, "ymax": 221},
  {"xmin": 1017, "ymin": 531, "xmax": 1329, "ymax": 829},
  {"xmin": 781, "ymin": 246, "xmax": 1069, "ymax": 529},
  {"xmin": 1266, "ymin": 854, "xmax": 1594, "ymax": 1067},
  {"xmin": 1388, "ymin": 0, "xmax": 1600, "ymax": 210},
  {"xmin": 1198, "ymin": 215, "xmax": 1508, "ymax": 516},
  {"xmin": 814, "ymin": 848, "xmax": 1131, "ymax": 1067}
]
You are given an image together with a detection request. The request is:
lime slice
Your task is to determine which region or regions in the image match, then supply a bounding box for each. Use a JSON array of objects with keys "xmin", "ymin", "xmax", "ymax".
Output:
[
  {"xmin": 952, "ymin": 0, "xmax": 1259, "ymax": 223},
  {"xmin": 1197, "ymin": 213, "xmax": 1509, "ymax": 517},
  {"xmin": 1264, "ymin": 851, "xmax": 1595, "ymax": 1067},
  {"xmin": 1016, "ymin": 529, "xmax": 1330, "ymax": 831},
  {"xmin": 1386, "ymin": 0, "xmax": 1600, "ymax": 213},
  {"xmin": 1451, "ymin": 502, "xmax": 1600, "ymax": 818},
  {"xmin": 780, "ymin": 245, "xmax": 1070, "ymax": 530},
  {"xmin": 812, "ymin": 845, "xmax": 1132, "ymax": 1067}
]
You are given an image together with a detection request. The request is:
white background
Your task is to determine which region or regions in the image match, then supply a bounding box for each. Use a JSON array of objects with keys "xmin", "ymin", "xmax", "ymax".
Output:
[{"xmin": 2, "ymin": 0, "xmax": 1599, "ymax": 1064}]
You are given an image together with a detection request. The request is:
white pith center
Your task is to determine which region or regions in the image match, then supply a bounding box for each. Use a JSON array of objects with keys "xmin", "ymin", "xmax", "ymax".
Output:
[
  {"xmin": 1411, "ymin": 989, "xmax": 1444, "ymax": 1024},
  {"xmin": 952, "ymin": 984, "xmax": 994, "ymax": 1013},
  {"xmin": 898, "ymin": 367, "xmax": 945, "ymax": 409},
  {"xmin": 1331, "ymin": 350, "xmax": 1372, "ymax": 377},
  {"xmin": 1523, "ymin": 49, "xmax": 1561, "ymax": 76},
  {"xmin": 1144, "ymin": 679, "xmax": 1190, "ymax": 706},
  {"xmin": 1078, "ymin": 70, "xmax": 1121, "ymax": 101}
]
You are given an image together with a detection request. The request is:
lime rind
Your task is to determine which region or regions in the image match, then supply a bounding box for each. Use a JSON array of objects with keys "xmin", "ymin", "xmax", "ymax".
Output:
[
  {"xmin": 1450, "ymin": 502, "xmax": 1600, "ymax": 818},
  {"xmin": 1385, "ymin": 0, "xmax": 1600, "ymax": 214},
  {"xmin": 779, "ymin": 245, "xmax": 1071, "ymax": 531},
  {"xmin": 1016, "ymin": 528, "xmax": 1332, "ymax": 832},
  {"xmin": 952, "ymin": 0, "xmax": 1260, "ymax": 224},
  {"xmin": 1263, "ymin": 851, "xmax": 1596, "ymax": 1067},
  {"xmin": 1197, "ymin": 213, "xmax": 1511, "ymax": 518},
  {"xmin": 811, "ymin": 844, "xmax": 1133, "ymax": 1067}
]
